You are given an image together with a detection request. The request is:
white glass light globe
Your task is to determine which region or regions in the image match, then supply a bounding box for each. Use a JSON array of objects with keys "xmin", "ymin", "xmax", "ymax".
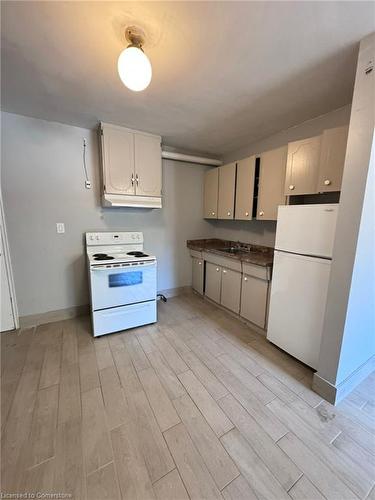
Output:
[{"xmin": 118, "ymin": 46, "xmax": 152, "ymax": 92}]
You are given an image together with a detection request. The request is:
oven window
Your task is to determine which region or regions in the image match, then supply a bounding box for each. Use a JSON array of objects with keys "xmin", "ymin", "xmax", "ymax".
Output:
[{"xmin": 108, "ymin": 271, "xmax": 143, "ymax": 288}]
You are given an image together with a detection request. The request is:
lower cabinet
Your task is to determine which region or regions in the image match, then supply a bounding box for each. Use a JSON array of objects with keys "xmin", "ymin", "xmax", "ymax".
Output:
[
  {"xmin": 198, "ymin": 255, "xmax": 271, "ymax": 329},
  {"xmin": 205, "ymin": 262, "xmax": 241, "ymax": 314},
  {"xmin": 240, "ymin": 274, "xmax": 269, "ymax": 329},
  {"xmin": 221, "ymin": 268, "xmax": 242, "ymax": 313},
  {"xmin": 191, "ymin": 257, "xmax": 204, "ymax": 295},
  {"xmin": 205, "ymin": 262, "xmax": 222, "ymax": 303}
]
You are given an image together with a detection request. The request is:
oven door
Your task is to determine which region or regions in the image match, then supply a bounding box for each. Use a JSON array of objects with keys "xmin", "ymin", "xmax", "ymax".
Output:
[{"xmin": 90, "ymin": 261, "xmax": 157, "ymax": 311}]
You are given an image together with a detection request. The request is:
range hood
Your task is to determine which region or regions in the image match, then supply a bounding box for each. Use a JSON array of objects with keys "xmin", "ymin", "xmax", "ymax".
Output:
[{"xmin": 102, "ymin": 193, "xmax": 162, "ymax": 209}]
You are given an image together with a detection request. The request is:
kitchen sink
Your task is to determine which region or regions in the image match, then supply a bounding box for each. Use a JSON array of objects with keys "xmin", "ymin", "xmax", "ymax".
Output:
[{"xmin": 221, "ymin": 247, "xmax": 245, "ymax": 254}]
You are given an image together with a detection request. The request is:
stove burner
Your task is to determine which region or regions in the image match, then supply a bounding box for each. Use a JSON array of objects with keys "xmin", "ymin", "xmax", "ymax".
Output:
[
  {"xmin": 127, "ymin": 251, "xmax": 149, "ymax": 257},
  {"xmin": 94, "ymin": 254, "xmax": 115, "ymax": 261}
]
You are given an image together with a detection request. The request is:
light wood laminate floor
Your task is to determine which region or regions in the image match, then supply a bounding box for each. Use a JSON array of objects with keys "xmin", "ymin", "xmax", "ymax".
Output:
[{"xmin": 2, "ymin": 292, "xmax": 375, "ymax": 499}]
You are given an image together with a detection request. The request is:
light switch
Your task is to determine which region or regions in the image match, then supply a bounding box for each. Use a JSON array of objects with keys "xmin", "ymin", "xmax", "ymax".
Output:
[{"xmin": 56, "ymin": 222, "xmax": 65, "ymax": 234}]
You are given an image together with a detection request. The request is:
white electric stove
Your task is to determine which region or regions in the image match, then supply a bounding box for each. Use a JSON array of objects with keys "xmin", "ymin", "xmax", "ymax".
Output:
[{"xmin": 86, "ymin": 231, "xmax": 157, "ymax": 336}]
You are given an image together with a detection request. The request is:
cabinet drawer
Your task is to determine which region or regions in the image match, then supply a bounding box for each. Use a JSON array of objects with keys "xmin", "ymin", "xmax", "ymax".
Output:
[
  {"xmin": 190, "ymin": 249, "xmax": 203, "ymax": 259},
  {"xmin": 202, "ymin": 252, "xmax": 242, "ymax": 272},
  {"xmin": 242, "ymin": 262, "xmax": 270, "ymax": 281}
]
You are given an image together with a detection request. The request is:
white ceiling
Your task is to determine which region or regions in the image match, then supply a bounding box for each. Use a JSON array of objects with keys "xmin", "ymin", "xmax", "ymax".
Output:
[{"xmin": 1, "ymin": 1, "xmax": 374, "ymax": 156}]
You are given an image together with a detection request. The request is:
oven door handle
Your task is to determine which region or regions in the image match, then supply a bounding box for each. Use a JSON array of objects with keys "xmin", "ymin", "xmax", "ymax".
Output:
[{"xmin": 91, "ymin": 261, "xmax": 156, "ymax": 271}]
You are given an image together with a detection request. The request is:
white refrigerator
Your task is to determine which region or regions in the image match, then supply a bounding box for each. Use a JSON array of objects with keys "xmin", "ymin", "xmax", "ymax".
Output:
[{"xmin": 267, "ymin": 204, "xmax": 338, "ymax": 369}]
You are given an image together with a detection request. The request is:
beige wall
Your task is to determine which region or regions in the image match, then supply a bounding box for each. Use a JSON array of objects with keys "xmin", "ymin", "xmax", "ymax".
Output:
[
  {"xmin": 212, "ymin": 104, "xmax": 352, "ymax": 247},
  {"xmin": 1, "ymin": 112, "xmax": 215, "ymax": 317},
  {"xmin": 315, "ymin": 34, "xmax": 375, "ymax": 394}
]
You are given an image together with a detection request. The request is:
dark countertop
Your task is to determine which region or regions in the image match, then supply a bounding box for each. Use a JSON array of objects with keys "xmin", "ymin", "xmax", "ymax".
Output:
[{"xmin": 187, "ymin": 238, "xmax": 274, "ymax": 267}]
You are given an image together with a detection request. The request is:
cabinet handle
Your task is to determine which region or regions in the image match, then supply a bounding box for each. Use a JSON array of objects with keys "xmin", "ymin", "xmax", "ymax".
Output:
[
  {"xmin": 223, "ymin": 269, "xmax": 227, "ymax": 274},
  {"xmin": 244, "ymin": 277, "xmax": 248, "ymax": 282},
  {"xmin": 131, "ymin": 173, "xmax": 135, "ymax": 186},
  {"xmin": 324, "ymin": 179, "xmax": 331, "ymax": 186},
  {"xmin": 227, "ymin": 211, "xmax": 231, "ymax": 216},
  {"xmin": 259, "ymin": 211, "xmax": 264, "ymax": 216},
  {"xmin": 135, "ymin": 173, "xmax": 139, "ymax": 186},
  {"xmin": 198, "ymin": 261, "xmax": 202, "ymax": 265},
  {"xmin": 211, "ymin": 211, "xmax": 215, "ymax": 216},
  {"xmin": 216, "ymin": 267, "xmax": 220, "ymax": 272},
  {"xmin": 245, "ymin": 211, "xmax": 249, "ymax": 217},
  {"xmin": 289, "ymin": 185, "xmax": 295, "ymax": 190}
]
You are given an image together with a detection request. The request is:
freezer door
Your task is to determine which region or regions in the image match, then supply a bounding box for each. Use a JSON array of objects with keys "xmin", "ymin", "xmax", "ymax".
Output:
[
  {"xmin": 267, "ymin": 250, "xmax": 331, "ymax": 369},
  {"xmin": 275, "ymin": 204, "xmax": 338, "ymax": 258}
]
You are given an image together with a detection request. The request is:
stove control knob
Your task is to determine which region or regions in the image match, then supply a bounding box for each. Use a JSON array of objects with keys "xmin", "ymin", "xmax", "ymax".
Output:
[
  {"xmin": 89, "ymin": 235, "xmax": 94, "ymax": 240},
  {"xmin": 95, "ymin": 235, "xmax": 99, "ymax": 240},
  {"xmin": 131, "ymin": 234, "xmax": 136, "ymax": 239}
]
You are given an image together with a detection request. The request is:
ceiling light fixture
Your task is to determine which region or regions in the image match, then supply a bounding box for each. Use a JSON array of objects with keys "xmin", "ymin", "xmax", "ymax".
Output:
[{"xmin": 118, "ymin": 26, "xmax": 152, "ymax": 92}]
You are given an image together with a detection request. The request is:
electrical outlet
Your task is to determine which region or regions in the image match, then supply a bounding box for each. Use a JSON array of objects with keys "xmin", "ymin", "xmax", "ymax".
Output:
[
  {"xmin": 85, "ymin": 180, "xmax": 91, "ymax": 189},
  {"xmin": 56, "ymin": 222, "xmax": 65, "ymax": 234}
]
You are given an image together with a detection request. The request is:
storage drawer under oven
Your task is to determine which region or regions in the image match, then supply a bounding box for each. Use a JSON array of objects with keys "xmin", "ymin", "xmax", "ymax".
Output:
[
  {"xmin": 92, "ymin": 300, "xmax": 157, "ymax": 337},
  {"xmin": 90, "ymin": 261, "xmax": 157, "ymax": 310}
]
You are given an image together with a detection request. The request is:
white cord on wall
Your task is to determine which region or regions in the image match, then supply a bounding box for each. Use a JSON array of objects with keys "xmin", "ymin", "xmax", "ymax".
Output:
[{"xmin": 83, "ymin": 138, "xmax": 91, "ymax": 189}]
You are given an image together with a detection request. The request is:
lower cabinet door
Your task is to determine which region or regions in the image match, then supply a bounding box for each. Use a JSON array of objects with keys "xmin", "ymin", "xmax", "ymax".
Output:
[
  {"xmin": 192, "ymin": 258, "xmax": 204, "ymax": 295},
  {"xmin": 205, "ymin": 262, "xmax": 222, "ymax": 303},
  {"xmin": 240, "ymin": 274, "xmax": 268, "ymax": 328},
  {"xmin": 220, "ymin": 268, "xmax": 241, "ymax": 313}
]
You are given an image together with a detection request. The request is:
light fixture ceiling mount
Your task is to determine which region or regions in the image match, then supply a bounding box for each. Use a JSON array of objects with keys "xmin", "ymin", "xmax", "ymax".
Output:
[
  {"xmin": 118, "ymin": 25, "xmax": 152, "ymax": 92},
  {"xmin": 125, "ymin": 26, "xmax": 146, "ymax": 48}
]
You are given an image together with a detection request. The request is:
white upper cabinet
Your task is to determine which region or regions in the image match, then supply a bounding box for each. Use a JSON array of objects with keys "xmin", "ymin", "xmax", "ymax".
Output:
[
  {"xmin": 284, "ymin": 135, "xmax": 322, "ymax": 196},
  {"xmin": 134, "ymin": 133, "xmax": 162, "ymax": 197},
  {"xmin": 218, "ymin": 162, "xmax": 236, "ymax": 219},
  {"xmin": 204, "ymin": 168, "xmax": 219, "ymax": 219},
  {"xmin": 100, "ymin": 123, "xmax": 162, "ymax": 208},
  {"xmin": 101, "ymin": 125, "xmax": 135, "ymax": 196},
  {"xmin": 235, "ymin": 156, "xmax": 256, "ymax": 220},
  {"xmin": 257, "ymin": 146, "xmax": 287, "ymax": 220},
  {"xmin": 317, "ymin": 125, "xmax": 349, "ymax": 193}
]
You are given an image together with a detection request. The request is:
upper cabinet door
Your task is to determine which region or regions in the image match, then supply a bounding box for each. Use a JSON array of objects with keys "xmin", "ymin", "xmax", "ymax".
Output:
[
  {"xmin": 235, "ymin": 156, "xmax": 256, "ymax": 220},
  {"xmin": 284, "ymin": 135, "xmax": 322, "ymax": 196},
  {"xmin": 218, "ymin": 163, "xmax": 236, "ymax": 219},
  {"xmin": 257, "ymin": 146, "xmax": 287, "ymax": 220},
  {"xmin": 204, "ymin": 168, "xmax": 219, "ymax": 219},
  {"xmin": 317, "ymin": 125, "xmax": 349, "ymax": 192},
  {"xmin": 101, "ymin": 125, "xmax": 135, "ymax": 195},
  {"xmin": 134, "ymin": 133, "xmax": 162, "ymax": 197}
]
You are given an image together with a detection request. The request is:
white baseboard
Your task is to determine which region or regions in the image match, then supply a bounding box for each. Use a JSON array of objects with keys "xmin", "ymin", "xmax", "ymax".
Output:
[
  {"xmin": 313, "ymin": 355, "xmax": 375, "ymax": 405},
  {"xmin": 19, "ymin": 304, "xmax": 89, "ymax": 328}
]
